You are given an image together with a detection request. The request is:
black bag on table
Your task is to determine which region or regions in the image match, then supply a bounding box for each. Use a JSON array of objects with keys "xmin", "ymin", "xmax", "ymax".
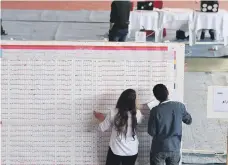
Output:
[{"xmin": 176, "ymin": 30, "xmax": 189, "ymax": 40}]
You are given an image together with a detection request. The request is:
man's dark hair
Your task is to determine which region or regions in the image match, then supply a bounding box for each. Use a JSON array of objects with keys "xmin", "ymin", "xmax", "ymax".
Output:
[{"xmin": 153, "ymin": 84, "xmax": 169, "ymax": 102}]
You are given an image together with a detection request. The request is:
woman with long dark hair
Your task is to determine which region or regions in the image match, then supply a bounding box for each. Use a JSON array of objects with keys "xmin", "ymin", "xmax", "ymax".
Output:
[{"xmin": 94, "ymin": 89, "xmax": 143, "ymax": 165}]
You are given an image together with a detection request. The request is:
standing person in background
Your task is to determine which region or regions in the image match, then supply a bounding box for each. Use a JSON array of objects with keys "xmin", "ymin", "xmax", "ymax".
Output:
[
  {"xmin": 1, "ymin": 19, "xmax": 7, "ymax": 35},
  {"xmin": 148, "ymin": 84, "xmax": 192, "ymax": 165},
  {"xmin": 94, "ymin": 89, "xmax": 143, "ymax": 165},
  {"xmin": 108, "ymin": 1, "xmax": 131, "ymax": 42}
]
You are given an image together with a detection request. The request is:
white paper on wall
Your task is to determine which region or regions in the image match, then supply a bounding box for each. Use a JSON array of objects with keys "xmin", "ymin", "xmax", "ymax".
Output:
[
  {"xmin": 213, "ymin": 87, "xmax": 228, "ymax": 112},
  {"xmin": 207, "ymin": 86, "xmax": 228, "ymax": 119}
]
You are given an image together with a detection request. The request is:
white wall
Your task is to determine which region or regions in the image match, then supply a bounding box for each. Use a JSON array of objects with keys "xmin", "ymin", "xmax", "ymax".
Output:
[{"xmin": 182, "ymin": 72, "xmax": 228, "ymax": 163}]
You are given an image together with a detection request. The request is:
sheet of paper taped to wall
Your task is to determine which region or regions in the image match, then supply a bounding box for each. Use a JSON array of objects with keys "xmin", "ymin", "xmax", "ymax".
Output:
[{"xmin": 213, "ymin": 87, "xmax": 228, "ymax": 112}]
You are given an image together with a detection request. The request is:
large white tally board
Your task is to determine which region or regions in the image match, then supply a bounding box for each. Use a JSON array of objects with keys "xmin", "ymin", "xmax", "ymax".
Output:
[{"xmin": 0, "ymin": 41, "xmax": 185, "ymax": 165}]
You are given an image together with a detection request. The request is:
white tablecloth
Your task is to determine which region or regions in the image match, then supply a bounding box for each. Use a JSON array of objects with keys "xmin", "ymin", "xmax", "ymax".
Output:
[
  {"xmin": 159, "ymin": 8, "xmax": 194, "ymax": 31},
  {"xmin": 129, "ymin": 8, "xmax": 228, "ymax": 45},
  {"xmin": 223, "ymin": 12, "xmax": 228, "ymax": 46},
  {"xmin": 158, "ymin": 8, "xmax": 194, "ymax": 41},
  {"xmin": 189, "ymin": 9, "xmax": 227, "ymax": 45},
  {"xmin": 129, "ymin": 10, "xmax": 160, "ymax": 42}
]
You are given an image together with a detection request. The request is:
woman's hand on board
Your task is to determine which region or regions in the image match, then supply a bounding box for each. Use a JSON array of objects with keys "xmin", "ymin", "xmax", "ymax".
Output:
[{"xmin": 93, "ymin": 111, "xmax": 105, "ymax": 122}]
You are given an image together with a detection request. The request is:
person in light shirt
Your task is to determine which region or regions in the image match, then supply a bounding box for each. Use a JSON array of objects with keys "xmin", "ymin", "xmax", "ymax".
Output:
[{"xmin": 94, "ymin": 89, "xmax": 143, "ymax": 165}]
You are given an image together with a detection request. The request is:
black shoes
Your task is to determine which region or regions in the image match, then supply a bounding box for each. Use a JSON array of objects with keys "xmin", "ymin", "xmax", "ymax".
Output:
[
  {"xmin": 209, "ymin": 29, "xmax": 215, "ymax": 40},
  {"xmin": 200, "ymin": 30, "xmax": 205, "ymax": 40},
  {"xmin": 200, "ymin": 29, "xmax": 215, "ymax": 40}
]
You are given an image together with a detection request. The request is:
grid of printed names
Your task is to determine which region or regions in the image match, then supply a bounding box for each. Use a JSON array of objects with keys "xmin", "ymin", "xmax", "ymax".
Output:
[{"xmin": 1, "ymin": 48, "xmax": 176, "ymax": 165}]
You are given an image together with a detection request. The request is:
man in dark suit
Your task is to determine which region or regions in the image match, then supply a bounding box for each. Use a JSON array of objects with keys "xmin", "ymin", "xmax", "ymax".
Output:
[
  {"xmin": 109, "ymin": 1, "xmax": 131, "ymax": 42},
  {"xmin": 148, "ymin": 84, "xmax": 192, "ymax": 165}
]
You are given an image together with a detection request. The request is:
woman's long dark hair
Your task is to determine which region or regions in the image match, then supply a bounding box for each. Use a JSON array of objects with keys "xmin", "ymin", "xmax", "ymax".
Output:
[{"xmin": 114, "ymin": 89, "xmax": 137, "ymax": 139}]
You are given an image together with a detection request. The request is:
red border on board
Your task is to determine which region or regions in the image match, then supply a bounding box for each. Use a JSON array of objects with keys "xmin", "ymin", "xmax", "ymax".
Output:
[{"xmin": 0, "ymin": 45, "xmax": 168, "ymax": 51}]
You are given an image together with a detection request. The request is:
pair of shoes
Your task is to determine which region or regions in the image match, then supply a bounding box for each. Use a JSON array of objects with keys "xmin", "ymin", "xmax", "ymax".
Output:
[{"xmin": 200, "ymin": 30, "xmax": 215, "ymax": 40}]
